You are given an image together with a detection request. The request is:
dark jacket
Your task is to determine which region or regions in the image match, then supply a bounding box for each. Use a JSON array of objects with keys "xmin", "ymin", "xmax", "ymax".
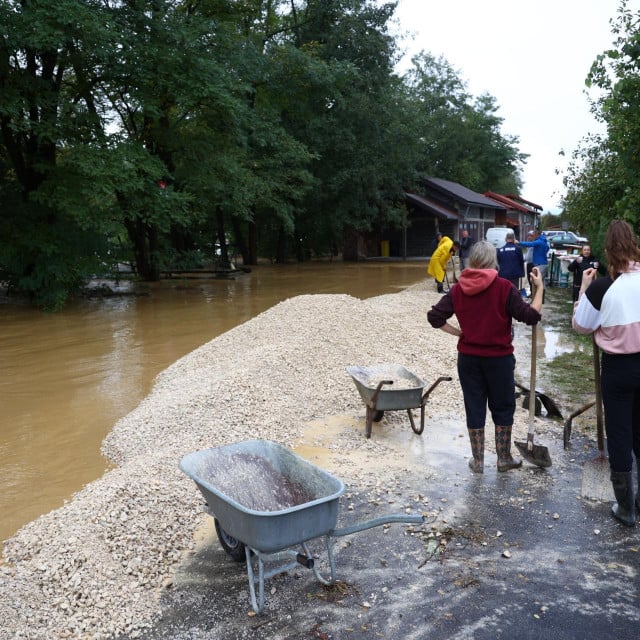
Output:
[
  {"xmin": 497, "ymin": 242, "xmax": 525, "ymax": 280},
  {"xmin": 567, "ymin": 254, "xmax": 605, "ymax": 288},
  {"xmin": 459, "ymin": 235, "xmax": 474, "ymax": 261}
]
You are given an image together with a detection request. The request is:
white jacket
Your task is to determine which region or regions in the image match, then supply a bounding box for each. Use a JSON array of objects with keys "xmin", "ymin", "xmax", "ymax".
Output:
[{"xmin": 572, "ymin": 262, "xmax": 640, "ymax": 354}]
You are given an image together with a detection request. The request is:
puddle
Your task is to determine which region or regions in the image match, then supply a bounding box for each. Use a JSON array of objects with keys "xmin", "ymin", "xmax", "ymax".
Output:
[
  {"xmin": 512, "ymin": 299, "xmax": 588, "ymax": 413},
  {"xmin": 539, "ymin": 325, "xmax": 587, "ymax": 359},
  {"xmin": 292, "ymin": 414, "xmax": 351, "ymax": 468},
  {"xmin": 294, "ymin": 412, "xmax": 472, "ymax": 476}
]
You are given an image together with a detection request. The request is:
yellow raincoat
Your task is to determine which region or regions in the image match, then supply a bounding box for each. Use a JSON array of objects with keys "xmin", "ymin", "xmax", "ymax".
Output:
[{"xmin": 427, "ymin": 236, "xmax": 454, "ymax": 283}]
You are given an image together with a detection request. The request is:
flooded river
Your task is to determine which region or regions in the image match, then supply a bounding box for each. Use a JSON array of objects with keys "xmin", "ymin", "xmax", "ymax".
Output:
[{"xmin": 0, "ymin": 261, "xmax": 430, "ymax": 545}]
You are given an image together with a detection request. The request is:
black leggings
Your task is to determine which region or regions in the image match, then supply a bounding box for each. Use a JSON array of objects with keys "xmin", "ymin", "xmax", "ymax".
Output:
[{"xmin": 601, "ymin": 351, "xmax": 640, "ymax": 472}]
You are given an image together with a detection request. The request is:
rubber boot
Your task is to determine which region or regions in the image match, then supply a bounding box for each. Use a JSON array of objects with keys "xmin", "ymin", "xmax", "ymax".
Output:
[
  {"xmin": 610, "ymin": 471, "xmax": 636, "ymax": 527},
  {"xmin": 467, "ymin": 428, "xmax": 484, "ymax": 473},
  {"xmin": 437, "ymin": 281, "xmax": 444, "ymax": 293},
  {"xmin": 495, "ymin": 425, "xmax": 522, "ymax": 472}
]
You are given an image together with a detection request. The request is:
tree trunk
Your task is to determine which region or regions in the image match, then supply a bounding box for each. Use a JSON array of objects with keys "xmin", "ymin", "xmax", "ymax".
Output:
[
  {"xmin": 231, "ymin": 216, "xmax": 258, "ymax": 265},
  {"xmin": 170, "ymin": 225, "xmax": 195, "ymax": 253},
  {"xmin": 275, "ymin": 227, "xmax": 287, "ymax": 264},
  {"xmin": 294, "ymin": 224, "xmax": 306, "ymax": 262},
  {"xmin": 231, "ymin": 217, "xmax": 250, "ymax": 265},
  {"xmin": 125, "ymin": 218, "xmax": 161, "ymax": 281},
  {"xmin": 248, "ymin": 220, "xmax": 258, "ymax": 265}
]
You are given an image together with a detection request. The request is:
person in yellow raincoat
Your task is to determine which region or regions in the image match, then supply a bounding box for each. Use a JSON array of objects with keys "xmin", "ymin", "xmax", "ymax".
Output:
[{"xmin": 428, "ymin": 235, "xmax": 460, "ymax": 293}]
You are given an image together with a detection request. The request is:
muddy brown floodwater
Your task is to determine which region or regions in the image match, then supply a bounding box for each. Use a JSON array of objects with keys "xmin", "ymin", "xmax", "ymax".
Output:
[{"xmin": 0, "ymin": 261, "xmax": 431, "ymax": 547}]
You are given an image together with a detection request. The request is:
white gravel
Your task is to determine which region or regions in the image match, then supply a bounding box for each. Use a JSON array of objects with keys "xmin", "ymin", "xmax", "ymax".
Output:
[{"xmin": 0, "ymin": 281, "xmax": 540, "ymax": 639}]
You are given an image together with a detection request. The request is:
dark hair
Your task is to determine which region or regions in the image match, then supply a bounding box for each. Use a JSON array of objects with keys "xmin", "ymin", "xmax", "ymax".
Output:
[{"xmin": 605, "ymin": 219, "xmax": 640, "ymax": 277}]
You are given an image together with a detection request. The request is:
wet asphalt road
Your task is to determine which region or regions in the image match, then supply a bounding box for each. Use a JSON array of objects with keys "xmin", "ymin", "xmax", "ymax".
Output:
[{"xmin": 123, "ymin": 412, "xmax": 640, "ymax": 640}]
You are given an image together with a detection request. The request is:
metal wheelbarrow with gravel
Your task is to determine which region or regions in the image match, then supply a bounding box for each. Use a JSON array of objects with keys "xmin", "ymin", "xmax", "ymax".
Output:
[
  {"xmin": 180, "ymin": 440, "xmax": 425, "ymax": 614},
  {"xmin": 346, "ymin": 364, "xmax": 451, "ymax": 438}
]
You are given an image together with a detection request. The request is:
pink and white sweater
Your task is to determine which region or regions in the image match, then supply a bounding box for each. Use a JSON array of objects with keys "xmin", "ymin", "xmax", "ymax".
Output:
[{"xmin": 572, "ymin": 261, "xmax": 640, "ymax": 354}]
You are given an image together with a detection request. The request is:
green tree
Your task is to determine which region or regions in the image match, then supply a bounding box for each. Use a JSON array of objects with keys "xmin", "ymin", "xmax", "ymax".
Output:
[
  {"xmin": 273, "ymin": 0, "xmax": 419, "ymax": 260},
  {"xmin": 403, "ymin": 52, "xmax": 525, "ymax": 194},
  {"xmin": 563, "ymin": 135, "xmax": 624, "ymax": 248},
  {"xmin": 0, "ymin": 0, "xmax": 528, "ymax": 308},
  {"xmin": 563, "ymin": 0, "xmax": 640, "ymax": 241},
  {"xmin": 0, "ymin": 0, "xmax": 119, "ymax": 308},
  {"xmin": 94, "ymin": 0, "xmax": 236, "ymax": 279},
  {"xmin": 173, "ymin": 0, "xmax": 319, "ymax": 266}
]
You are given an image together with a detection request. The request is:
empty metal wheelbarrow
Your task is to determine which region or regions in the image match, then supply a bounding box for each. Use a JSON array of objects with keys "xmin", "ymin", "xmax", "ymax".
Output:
[
  {"xmin": 346, "ymin": 364, "xmax": 451, "ymax": 437},
  {"xmin": 180, "ymin": 440, "xmax": 425, "ymax": 613}
]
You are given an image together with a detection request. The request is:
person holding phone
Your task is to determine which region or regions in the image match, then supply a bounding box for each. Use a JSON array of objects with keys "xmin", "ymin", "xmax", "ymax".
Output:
[
  {"xmin": 567, "ymin": 244, "xmax": 605, "ymax": 302},
  {"xmin": 572, "ymin": 220, "xmax": 640, "ymax": 526}
]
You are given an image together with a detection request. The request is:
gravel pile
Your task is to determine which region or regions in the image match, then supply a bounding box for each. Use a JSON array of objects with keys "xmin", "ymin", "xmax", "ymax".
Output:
[{"xmin": 0, "ymin": 282, "xmax": 540, "ymax": 639}]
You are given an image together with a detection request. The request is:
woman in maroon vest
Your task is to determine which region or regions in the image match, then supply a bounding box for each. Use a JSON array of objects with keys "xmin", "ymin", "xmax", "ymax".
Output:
[{"xmin": 428, "ymin": 240, "xmax": 544, "ymax": 473}]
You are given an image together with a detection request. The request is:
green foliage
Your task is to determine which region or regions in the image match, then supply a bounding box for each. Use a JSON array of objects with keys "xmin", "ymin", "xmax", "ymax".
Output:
[
  {"xmin": 0, "ymin": 0, "xmax": 528, "ymax": 305},
  {"xmin": 278, "ymin": 0, "xmax": 422, "ymax": 251},
  {"xmin": 563, "ymin": 0, "xmax": 640, "ymax": 239},
  {"xmin": 403, "ymin": 53, "xmax": 526, "ymax": 194},
  {"xmin": 0, "ymin": 198, "xmax": 108, "ymax": 310}
]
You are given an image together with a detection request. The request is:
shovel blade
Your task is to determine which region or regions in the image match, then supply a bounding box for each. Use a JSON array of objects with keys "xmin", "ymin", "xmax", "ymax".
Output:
[
  {"xmin": 514, "ymin": 439, "xmax": 552, "ymax": 468},
  {"xmin": 514, "ymin": 382, "xmax": 563, "ymax": 419},
  {"xmin": 581, "ymin": 456, "xmax": 614, "ymax": 502}
]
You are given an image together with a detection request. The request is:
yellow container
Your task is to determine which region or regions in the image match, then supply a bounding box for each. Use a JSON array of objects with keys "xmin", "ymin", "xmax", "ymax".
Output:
[{"xmin": 380, "ymin": 240, "xmax": 390, "ymax": 257}]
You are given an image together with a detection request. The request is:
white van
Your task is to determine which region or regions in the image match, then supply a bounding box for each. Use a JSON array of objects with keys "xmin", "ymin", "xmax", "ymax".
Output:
[{"xmin": 485, "ymin": 227, "xmax": 512, "ymax": 249}]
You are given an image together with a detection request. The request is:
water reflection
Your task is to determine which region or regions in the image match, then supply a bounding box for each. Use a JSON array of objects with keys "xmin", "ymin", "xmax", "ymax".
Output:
[
  {"xmin": 0, "ymin": 262, "xmax": 428, "ymax": 544},
  {"xmin": 542, "ymin": 327, "xmax": 587, "ymax": 359}
]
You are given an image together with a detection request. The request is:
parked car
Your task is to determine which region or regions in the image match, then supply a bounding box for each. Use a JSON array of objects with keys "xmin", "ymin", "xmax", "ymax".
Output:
[
  {"xmin": 543, "ymin": 230, "xmax": 588, "ymax": 251},
  {"xmin": 485, "ymin": 226, "xmax": 512, "ymax": 249}
]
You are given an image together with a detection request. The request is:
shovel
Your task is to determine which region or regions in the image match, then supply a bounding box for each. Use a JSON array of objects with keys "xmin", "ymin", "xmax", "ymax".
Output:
[
  {"xmin": 515, "ymin": 322, "xmax": 552, "ymax": 467},
  {"xmin": 581, "ymin": 338, "xmax": 614, "ymax": 501},
  {"xmin": 514, "ymin": 381, "xmax": 563, "ymax": 419}
]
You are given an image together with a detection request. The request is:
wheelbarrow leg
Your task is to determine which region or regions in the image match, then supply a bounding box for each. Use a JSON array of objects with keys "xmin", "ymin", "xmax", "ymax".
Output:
[
  {"xmin": 365, "ymin": 406, "xmax": 374, "ymax": 438},
  {"xmin": 245, "ymin": 545, "xmax": 266, "ymax": 614},
  {"xmin": 301, "ymin": 538, "xmax": 338, "ymax": 586},
  {"xmin": 406, "ymin": 407, "xmax": 425, "ymax": 435},
  {"xmin": 245, "ymin": 546, "xmax": 326, "ymax": 614},
  {"xmin": 407, "ymin": 409, "xmax": 416, "ymax": 433},
  {"xmin": 364, "ymin": 380, "xmax": 392, "ymax": 438}
]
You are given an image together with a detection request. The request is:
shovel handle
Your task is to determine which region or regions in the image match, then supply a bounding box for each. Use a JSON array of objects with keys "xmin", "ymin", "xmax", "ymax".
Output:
[
  {"xmin": 527, "ymin": 432, "xmax": 535, "ymax": 450},
  {"xmin": 528, "ymin": 318, "xmax": 537, "ymax": 437},
  {"xmin": 592, "ymin": 337, "xmax": 605, "ymax": 453}
]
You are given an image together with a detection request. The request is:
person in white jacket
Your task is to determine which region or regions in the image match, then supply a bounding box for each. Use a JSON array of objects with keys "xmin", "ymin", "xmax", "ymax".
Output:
[{"xmin": 572, "ymin": 219, "xmax": 640, "ymax": 527}]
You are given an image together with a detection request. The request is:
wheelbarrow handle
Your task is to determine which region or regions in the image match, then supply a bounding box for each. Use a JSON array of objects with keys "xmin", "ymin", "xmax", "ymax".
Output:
[
  {"xmin": 330, "ymin": 514, "xmax": 425, "ymax": 538},
  {"xmin": 421, "ymin": 376, "xmax": 452, "ymax": 403},
  {"xmin": 563, "ymin": 400, "xmax": 596, "ymax": 448}
]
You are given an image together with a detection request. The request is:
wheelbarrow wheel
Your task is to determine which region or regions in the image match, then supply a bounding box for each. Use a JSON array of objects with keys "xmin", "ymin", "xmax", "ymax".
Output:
[
  {"xmin": 214, "ymin": 518, "xmax": 246, "ymax": 562},
  {"xmin": 373, "ymin": 410, "xmax": 384, "ymax": 422}
]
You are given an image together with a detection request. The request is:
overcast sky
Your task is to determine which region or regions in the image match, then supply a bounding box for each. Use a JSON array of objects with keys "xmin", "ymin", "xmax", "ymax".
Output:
[{"xmin": 390, "ymin": 0, "xmax": 629, "ymax": 213}]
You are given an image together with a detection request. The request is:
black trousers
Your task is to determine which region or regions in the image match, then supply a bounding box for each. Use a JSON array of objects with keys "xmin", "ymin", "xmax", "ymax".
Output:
[
  {"xmin": 457, "ymin": 353, "xmax": 516, "ymax": 429},
  {"xmin": 601, "ymin": 351, "xmax": 640, "ymax": 472}
]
